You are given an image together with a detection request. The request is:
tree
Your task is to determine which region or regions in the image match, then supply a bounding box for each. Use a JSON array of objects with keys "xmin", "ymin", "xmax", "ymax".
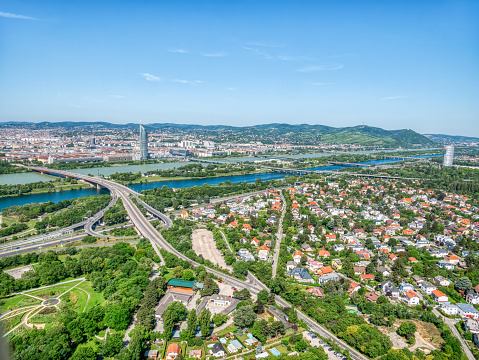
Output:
[
  {"xmin": 198, "ymin": 309, "xmax": 211, "ymax": 337},
  {"xmin": 103, "ymin": 333, "xmax": 124, "ymax": 357},
  {"xmin": 82, "ymin": 235, "xmax": 97, "ymax": 244},
  {"xmin": 104, "ymin": 304, "xmax": 131, "ymax": 331},
  {"xmin": 182, "ymin": 269, "xmax": 194, "ymax": 281},
  {"xmin": 162, "ymin": 301, "xmax": 187, "ymax": 340},
  {"xmin": 288, "ymin": 309, "xmax": 298, "ymax": 324},
  {"xmin": 233, "ymin": 261, "xmax": 248, "ymax": 276},
  {"xmin": 454, "ymin": 277, "xmax": 472, "ymax": 292},
  {"xmin": 397, "ymin": 321, "xmax": 417, "ymax": 338},
  {"xmin": 233, "ymin": 305, "xmax": 256, "ymax": 328},
  {"xmin": 186, "ymin": 309, "xmax": 197, "ymax": 339},
  {"xmin": 257, "ymin": 289, "xmax": 269, "ymax": 304},
  {"xmin": 234, "ymin": 288, "xmax": 251, "ymax": 300},
  {"xmin": 71, "ymin": 347, "xmax": 97, "ymax": 360},
  {"xmin": 173, "ymin": 266, "xmax": 184, "ymax": 278},
  {"xmin": 254, "ymin": 299, "xmax": 264, "ymax": 314},
  {"xmin": 212, "ymin": 313, "xmax": 228, "ymax": 326},
  {"xmin": 270, "ymin": 321, "xmax": 285, "ymax": 337}
]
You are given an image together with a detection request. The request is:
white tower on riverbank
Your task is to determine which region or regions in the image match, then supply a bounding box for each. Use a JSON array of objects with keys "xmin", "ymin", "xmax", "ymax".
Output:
[{"xmin": 443, "ymin": 145, "xmax": 454, "ymax": 167}]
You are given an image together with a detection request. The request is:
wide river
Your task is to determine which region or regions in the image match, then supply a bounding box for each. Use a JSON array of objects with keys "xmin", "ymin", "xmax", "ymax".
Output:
[{"xmin": 0, "ymin": 152, "xmax": 444, "ymax": 210}]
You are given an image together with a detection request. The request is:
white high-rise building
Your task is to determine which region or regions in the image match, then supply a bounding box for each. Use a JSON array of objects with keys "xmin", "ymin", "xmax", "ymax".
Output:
[{"xmin": 443, "ymin": 145, "xmax": 454, "ymax": 167}]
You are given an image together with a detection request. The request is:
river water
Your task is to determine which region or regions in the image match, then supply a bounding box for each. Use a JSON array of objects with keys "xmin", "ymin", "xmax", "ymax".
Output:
[{"xmin": 0, "ymin": 152, "xmax": 445, "ymax": 210}]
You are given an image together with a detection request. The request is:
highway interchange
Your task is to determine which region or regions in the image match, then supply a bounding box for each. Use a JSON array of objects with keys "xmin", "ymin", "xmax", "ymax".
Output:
[{"xmin": 7, "ymin": 166, "xmax": 368, "ymax": 360}]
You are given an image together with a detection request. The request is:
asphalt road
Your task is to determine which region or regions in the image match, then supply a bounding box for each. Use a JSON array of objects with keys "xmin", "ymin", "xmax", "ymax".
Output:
[
  {"xmin": 18, "ymin": 167, "xmax": 370, "ymax": 360},
  {"xmin": 272, "ymin": 191, "xmax": 286, "ymax": 278}
]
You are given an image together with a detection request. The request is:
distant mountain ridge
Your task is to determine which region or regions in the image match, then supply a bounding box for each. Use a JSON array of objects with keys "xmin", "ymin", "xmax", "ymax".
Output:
[
  {"xmin": 424, "ymin": 134, "xmax": 479, "ymax": 146},
  {"xmin": 0, "ymin": 121, "xmax": 436, "ymax": 147}
]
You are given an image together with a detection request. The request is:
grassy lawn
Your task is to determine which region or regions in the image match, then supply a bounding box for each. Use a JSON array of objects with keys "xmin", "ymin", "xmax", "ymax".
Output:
[
  {"xmin": 26, "ymin": 280, "xmax": 85, "ymax": 299},
  {"xmin": 1, "ymin": 312, "xmax": 25, "ymax": 332},
  {"xmin": 0, "ymin": 295, "xmax": 41, "ymax": 313},
  {"xmin": 214, "ymin": 324, "xmax": 237, "ymax": 337},
  {"xmin": 268, "ymin": 343, "xmax": 288, "ymax": 354},
  {"xmin": 60, "ymin": 287, "xmax": 89, "ymax": 313},
  {"xmin": 78, "ymin": 281, "xmax": 105, "ymax": 311}
]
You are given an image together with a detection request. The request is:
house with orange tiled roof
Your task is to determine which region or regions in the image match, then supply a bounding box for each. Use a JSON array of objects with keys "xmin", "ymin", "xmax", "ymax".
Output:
[
  {"xmin": 292, "ymin": 250, "xmax": 303, "ymax": 264},
  {"xmin": 348, "ymin": 281, "xmax": 361, "ymax": 293},
  {"xmin": 242, "ymin": 223, "xmax": 252, "ymax": 231},
  {"xmin": 405, "ymin": 290, "xmax": 420, "ymax": 306},
  {"xmin": 409, "ymin": 257, "xmax": 419, "ymax": 263},
  {"xmin": 361, "ymin": 274, "xmax": 375, "ymax": 281},
  {"xmin": 432, "ymin": 289, "xmax": 448, "ymax": 303},
  {"xmin": 251, "ymin": 237, "xmax": 260, "ymax": 246},
  {"xmin": 317, "ymin": 249, "xmax": 330, "ymax": 258},
  {"xmin": 228, "ymin": 221, "xmax": 238, "ymax": 228}
]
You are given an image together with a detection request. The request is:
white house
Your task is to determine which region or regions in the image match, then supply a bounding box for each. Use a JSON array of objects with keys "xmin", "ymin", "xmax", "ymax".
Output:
[
  {"xmin": 431, "ymin": 289, "xmax": 448, "ymax": 303},
  {"xmin": 399, "ymin": 282, "xmax": 415, "ymax": 295},
  {"xmin": 440, "ymin": 302, "xmax": 459, "ymax": 316},
  {"xmin": 464, "ymin": 318, "xmax": 479, "ymax": 334},
  {"xmin": 210, "ymin": 343, "xmax": 226, "ymax": 357},
  {"xmin": 457, "ymin": 303, "xmax": 479, "ymax": 319},
  {"xmin": 420, "ymin": 281, "xmax": 437, "ymax": 295},
  {"xmin": 467, "ymin": 293, "xmax": 479, "ymax": 305},
  {"xmin": 404, "ymin": 290, "xmax": 420, "ymax": 306}
]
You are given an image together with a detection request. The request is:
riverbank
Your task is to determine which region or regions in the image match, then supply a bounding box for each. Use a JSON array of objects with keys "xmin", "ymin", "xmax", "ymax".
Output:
[
  {"xmin": 0, "ymin": 181, "xmax": 92, "ymax": 200},
  {"xmin": 119, "ymin": 169, "xmax": 268, "ymax": 185}
]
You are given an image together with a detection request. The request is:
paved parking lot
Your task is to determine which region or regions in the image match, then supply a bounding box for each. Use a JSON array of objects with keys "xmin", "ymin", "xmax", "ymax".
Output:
[
  {"xmin": 4, "ymin": 264, "xmax": 35, "ymax": 279},
  {"xmin": 192, "ymin": 229, "xmax": 231, "ymax": 270},
  {"xmin": 303, "ymin": 331, "xmax": 347, "ymax": 360}
]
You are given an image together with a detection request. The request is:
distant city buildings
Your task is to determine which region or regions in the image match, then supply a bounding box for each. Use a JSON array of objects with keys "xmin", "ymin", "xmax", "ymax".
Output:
[
  {"xmin": 139, "ymin": 125, "xmax": 149, "ymax": 160},
  {"xmin": 443, "ymin": 145, "xmax": 454, "ymax": 167}
]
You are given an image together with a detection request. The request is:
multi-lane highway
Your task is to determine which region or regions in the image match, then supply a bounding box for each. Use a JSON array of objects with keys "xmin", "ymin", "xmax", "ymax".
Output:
[{"xmin": 22, "ymin": 166, "xmax": 369, "ymax": 360}]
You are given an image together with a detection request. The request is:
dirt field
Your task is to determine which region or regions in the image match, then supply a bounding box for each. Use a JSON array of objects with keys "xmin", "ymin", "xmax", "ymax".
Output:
[
  {"xmin": 191, "ymin": 229, "xmax": 231, "ymax": 270},
  {"xmin": 4, "ymin": 265, "xmax": 35, "ymax": 279}
]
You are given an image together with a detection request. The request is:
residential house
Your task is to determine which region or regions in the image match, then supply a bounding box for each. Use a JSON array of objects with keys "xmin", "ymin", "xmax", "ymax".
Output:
[
  {"xmin": 144, "ymin": 350, "xmax": 159, "ymax": 359},
  {"xmin": 301, "ymin": 243, "xmax": 314, "ymax": 252},
  {"xmin": 331, "ymin": 259, "xmax": 342, "ymax": 270},
  {"xmin": 433, "ymin": 275, "xmax": 451, "ymax": 287},
  {"xmin": 317, "ymin": 249, "xmax": 330, "ymax": 258},
  {"xmin": 353, "ymin": 266, "xmax": 366, "ymax": 275},
  {"xmin": 376, "ymin": 266, "xmax": 391, "ymax": 277},
  {"xmin": 287, "ymin": 267, "xmax": 315, "ymax": 284},
  {"xmin": 412, "ymin": 275, "xmax": 424, "ymax": 285},
  {"xmin": 399, "ymin": 282, "xmax": 415, "ymax": 295},
  {"xmin": 348, "ymin": 281, "xmax": 361, "ymax": 293},
  {"xmin": 464, "ymin": 318, "xmax": 479, "ymax": 334},
  {"xmin": 306, "ymin": 287, "xmax": 324, "ymax": 297},
  {"xmin": 318, "ymin": 272, "xmax": 340, "ymax": 285},
  {"xmin": 431, "ymin": 289, "xmax": 449, "ymax": 303},
  {"xmin": 467, "ymin": 293, "xmax": 479, "ymax": 305},
  {"xmin": 361, "ymin": 274, "xmax": 375, "ymax": 282},
  {"xmin": 420, "ymin": 281, "xmax": 437, "ymax": 295},
  {"xmin": 189, "ymin": 350, "xmax": 202, "ymax": 359},
  {"xmin": 365, "ymin": 293, "xmax": 379, "ymax": 302},
  {"xmin": 286, "ymin": 261, "xmax": 296, "ymax": 271},
  {"xmin": 440, "ymin": 302, "xmax": 459, "ymax": 316},
  {"xmin": 405, "ymin": 290, "xmax": 420, "ymax": 306},
  {"xmin": 210, "ymin": 343, "xmax": 226, "ymax": 357},
  {"xmin": 292, "ymin": 250, "xmax": 303, "ymax": 264},
  {"xmin": 166, "ymin": 343, "xmax": 181, "ymax": 360},
  {"xmin": 438, "ymin": 260, "xmax": 455, "ymax": 270},
  {"xmin": 227, "ymin": 340, "xmax": 243, "ymax": 353},
  {"xmin": 457, "ymin": 303, "xmax": 479, "ymax": 319},
  {"xmin": 380, "ymin": 281, "xmax": 400, "ymax": 298}
]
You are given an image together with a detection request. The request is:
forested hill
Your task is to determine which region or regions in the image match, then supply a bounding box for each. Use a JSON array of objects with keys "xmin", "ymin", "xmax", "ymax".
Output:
[{"xmin": 0, "ymin": 121, "xmax": 436, "ymax": 147}]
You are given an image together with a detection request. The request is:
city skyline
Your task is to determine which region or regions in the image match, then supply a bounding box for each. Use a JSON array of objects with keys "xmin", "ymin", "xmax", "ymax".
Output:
[{"xmin": 1, "ymin": 0, "xmax": 478, "ymax": 136}]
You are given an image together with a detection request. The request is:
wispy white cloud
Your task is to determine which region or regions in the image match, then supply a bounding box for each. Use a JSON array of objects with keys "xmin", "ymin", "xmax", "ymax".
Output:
[
  {"xmin": 277, "ymin": 55, "xmax": 317, "ymax": 62},
  {"xmin": 110, "ymin": 95, "xmax": 125, "ymax": 98},
  {"xmin": 202, "ymin": 52, "xmax": 226, "ymax": 57},
  {"xmin": 172, "ymin": 79, "xmax": 202, "ymax": 85},
  {"xmin": 227, "ymin": 87, "xmax": 235, "ymax": 91},
  {"xmin": 243, "ymin": 47, "xmax": 272, "ymax": 59},
  {"xmin": 168, "ymin": 49, "xmax": 189, "ymax": 53},
  {"xmin": 381, "ymin": 96, "xmax": 405, "ymax": 100},
  {"xmin": 0, "ymin": 11, "xmax": 35, "ymax": 20},
  {"xmin": 141, "ymin": 73, "xmax": 162, "ymax": 82},
  {"xmin": 297, "ymin": 64, "xmax": 344, "ymax": 72}
]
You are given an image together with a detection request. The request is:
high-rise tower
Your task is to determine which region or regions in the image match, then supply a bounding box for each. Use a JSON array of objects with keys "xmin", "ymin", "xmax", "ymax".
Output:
[
  {"xmin": 139, "ymin": 124, "xmax": 149, "ymax": 160},
  {"xmin": 443, "ymin": 145, "xmax": 454, "ymax": 167}
]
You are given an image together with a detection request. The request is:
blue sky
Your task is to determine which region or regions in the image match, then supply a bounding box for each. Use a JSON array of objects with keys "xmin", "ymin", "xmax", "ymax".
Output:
[{"xmin": 1, "ymin": 0, "xmax": 478, "ymax": 136}]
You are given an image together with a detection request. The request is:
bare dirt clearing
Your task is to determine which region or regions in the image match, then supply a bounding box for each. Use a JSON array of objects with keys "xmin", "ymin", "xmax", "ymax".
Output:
[{"xmin": 191, "ymin": 229, "xmax": 231, "ymax": 270}]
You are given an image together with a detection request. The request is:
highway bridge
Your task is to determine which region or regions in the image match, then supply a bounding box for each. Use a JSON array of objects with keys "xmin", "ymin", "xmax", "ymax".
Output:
[{"xmin": 23, "ymin": 166, "xmax": 368, "ymax": 360}]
